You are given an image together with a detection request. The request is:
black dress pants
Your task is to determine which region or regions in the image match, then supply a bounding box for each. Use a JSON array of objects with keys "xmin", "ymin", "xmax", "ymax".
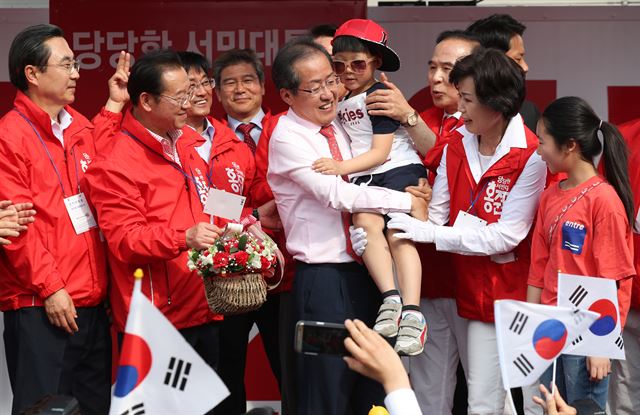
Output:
[
  {"xmin": 293, "ymin": 261, "xmax": 385, "ymax": 415},
  {"xmin": 3, "ymin": 305, "xmax": 111, "ymax": 415}
]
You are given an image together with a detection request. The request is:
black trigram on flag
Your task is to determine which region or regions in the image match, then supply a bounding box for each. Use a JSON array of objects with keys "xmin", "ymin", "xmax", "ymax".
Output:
[
  {"xmin": 572, "ymin": 309, "xmax": 586, "ymax": 325},
  {"xmin": 509, "ymin": 311, "xmax": 529, "ymax": 335},
  {"xmin": 572, "ymin": 335, "xmax": 583, "ymax": 346},
  {"xmin": 615, "ymin": 335, "xmax": 624, "ymax": 350},
  {"xmin": 513, "ymin": 354, "xmax": 534, "ymax": 377},
  {"xmin": 569, "ymin": 285, "xmax": 589, "ymax": 307},
  {"xmin": 164, "ymin": 356, "xmax": 192, "ymax": 391},
  {"xmin": 120, "ymin": 402, "xmax": 145, "ymax": 415}
]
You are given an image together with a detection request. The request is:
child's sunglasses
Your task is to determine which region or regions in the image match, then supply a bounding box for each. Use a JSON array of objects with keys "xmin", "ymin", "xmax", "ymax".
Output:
[{"xmin": 332, "ymin": 58, "xmax": 377, "ymax": 75}]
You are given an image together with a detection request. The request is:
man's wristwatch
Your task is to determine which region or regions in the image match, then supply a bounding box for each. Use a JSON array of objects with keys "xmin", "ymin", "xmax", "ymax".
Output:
[
  {"xmin": 252, "ymin": 208, "xmax": 260, "ymax": 220},
  {"xmin": 402, "ymin": 110, "xmax": 419, "ymax": 128}
]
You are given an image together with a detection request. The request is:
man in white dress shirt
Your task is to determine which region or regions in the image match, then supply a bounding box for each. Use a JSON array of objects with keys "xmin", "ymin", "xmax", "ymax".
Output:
[{"xmin": 267, "ymin": 37, "xmax": 429, "ymax": 415}]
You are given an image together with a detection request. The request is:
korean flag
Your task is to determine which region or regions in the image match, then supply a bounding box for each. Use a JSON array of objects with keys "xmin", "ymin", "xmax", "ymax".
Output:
[
  {"xmin": 558, "ymin": 273, "xmax": 625, "ymax": 360},
  {"xmin": 494, "ymin": 300, "xmax": 599, "ymax": 388},
  {"xmin": 109, "ymin": 270, "xmax": 229, "ymax": 415}
]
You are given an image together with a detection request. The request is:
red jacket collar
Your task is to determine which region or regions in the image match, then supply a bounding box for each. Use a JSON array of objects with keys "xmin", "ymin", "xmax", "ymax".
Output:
[{"xmin": 13, "ymin": 90, "xmax": 92, "ymax": 147}]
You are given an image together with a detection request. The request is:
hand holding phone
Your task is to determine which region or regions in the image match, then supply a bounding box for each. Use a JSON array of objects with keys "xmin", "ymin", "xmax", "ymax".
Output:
[{"xmin": 294, "ymin": 320, "xmax": 349, "ymax": 356}]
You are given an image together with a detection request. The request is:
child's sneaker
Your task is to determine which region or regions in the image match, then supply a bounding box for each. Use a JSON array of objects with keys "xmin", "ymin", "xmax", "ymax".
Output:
[
  {"xmin": 394, "ymin": 313, "xmax": 427, "ymax": 356},
  {"xmin": 373, "ymin": 302, "xmax": 402, "ymax": 338}
]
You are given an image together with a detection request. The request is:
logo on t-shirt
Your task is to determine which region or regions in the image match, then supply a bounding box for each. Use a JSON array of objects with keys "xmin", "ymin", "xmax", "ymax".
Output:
[
  {"xmin": 561, "ymin": 221, "xmax": 587, "ymax": 254},
  {"xmin": 337, "ymin": 107, "xmax": 364, "ymax": 126}
]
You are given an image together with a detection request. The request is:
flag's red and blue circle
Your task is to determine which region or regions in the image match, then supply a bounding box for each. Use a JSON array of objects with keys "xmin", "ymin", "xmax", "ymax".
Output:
[
  {"xmin": 114, "ymin": 333, "xmax": 153, "ymax": 397},
  {"xmin": 532, "ymin": 319, "xmax": 567, "ymax": 360},
  {"xmin": 588, "ymin": 299, "xmax": 617, "ymax": 336}
]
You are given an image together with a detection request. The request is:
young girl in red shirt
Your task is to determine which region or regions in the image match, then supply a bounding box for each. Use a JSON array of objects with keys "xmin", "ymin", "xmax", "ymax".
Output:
[{"xmin": 527, "ymin": 96, "xmax": 635, "ymax": 409}]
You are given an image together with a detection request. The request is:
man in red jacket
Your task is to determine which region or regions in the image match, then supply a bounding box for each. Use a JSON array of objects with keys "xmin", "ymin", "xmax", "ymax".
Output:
[
  {"xmin": 210, "ymin": 48, "xmax": 284, "ymax": 415},
  {"xmin": 0, "ymin": 24, "xmax": 110, "ymax": 415},
  {"xmin": 82, "ymin": 49, "xmax": 224, "ymax": 374}
]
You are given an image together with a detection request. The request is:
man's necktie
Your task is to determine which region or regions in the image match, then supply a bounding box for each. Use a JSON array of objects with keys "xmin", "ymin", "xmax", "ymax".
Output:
[
  {"xmin": 319, "ymin": 125, "xmax": 362, "ymax": 263},
  {"xmin": 237, "ymin": 123, "xmax": 257, "ymax": 154}
]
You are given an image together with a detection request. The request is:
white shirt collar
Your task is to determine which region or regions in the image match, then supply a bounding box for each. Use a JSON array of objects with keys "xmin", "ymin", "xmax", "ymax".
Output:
[
  {"xmin": 444, "ymin": 111, "xmax": 462, "ymax": 120},
  {"xmin": 146, "ymin": 128, "xmax": 183, "ymax": 144},
  {"xmin": 228, "ymin": 108, "xmax": 265, "ymax": 131},
  {"xmin": 52, "ymin": 108, "xmax": 73, "ymax": 129},
  {"xmin": 187, "ymin": 117, "xmax": 215, "ymax": 142},
  {"xmin": 286, "ymin": 107, "xmax": 339, "ymax": 134},
  {"xmin": 50, "ymin": 108, "xmax": 73, "ymax": 144},
  {"xmin": 458, "ymin": 114, "xmax": 527, "ymax": 150},
  {"xmin": 458, "ymin": 114, "xmax": 528, "ymax": 182}
]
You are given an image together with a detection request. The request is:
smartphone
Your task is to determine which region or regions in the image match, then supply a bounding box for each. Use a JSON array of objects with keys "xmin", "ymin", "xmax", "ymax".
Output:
[{"xmin": 294, "ymin": 320, "xmax": 349, "ymax": 356}]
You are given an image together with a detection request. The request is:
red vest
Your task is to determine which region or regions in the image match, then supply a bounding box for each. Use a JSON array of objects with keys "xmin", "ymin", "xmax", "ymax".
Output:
[
  {"xmin": 446, "ymin": 127, "xmax": 539, "ymax": 322},
  {"xmin": 418, "ymin": 107, "xmax": 460, "ymax": 299}
]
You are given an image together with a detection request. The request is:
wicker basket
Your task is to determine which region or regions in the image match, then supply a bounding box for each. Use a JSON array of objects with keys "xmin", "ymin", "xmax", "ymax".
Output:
[{"xmin": 202, "ymin": 272, "xmax": 267, "ymax": 315}]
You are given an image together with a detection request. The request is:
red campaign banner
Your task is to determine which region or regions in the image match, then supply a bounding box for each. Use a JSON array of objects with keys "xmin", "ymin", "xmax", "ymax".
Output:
[
  {"xmin": 50, "ymin": 0, "xmax": 366, "ymax": 117},
  {"xmin": 608, "ymin": 86, "xmax": 640, "ymax": 125}
]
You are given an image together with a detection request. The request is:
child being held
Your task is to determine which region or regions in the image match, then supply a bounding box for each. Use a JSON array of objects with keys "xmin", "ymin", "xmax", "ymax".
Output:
[{"xmin": 312, "ymin": 19, "xmax": 429, "ymax": 355}]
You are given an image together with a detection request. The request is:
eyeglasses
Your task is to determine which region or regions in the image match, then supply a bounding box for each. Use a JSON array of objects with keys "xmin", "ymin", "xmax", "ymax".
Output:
[
  {"xmin": 45, "ymin": 60, "xmax": 81, "ymax": 74},
  {"xmin": 332, "ymin": 58, "xmax": 377, "ymax": 75},
  {"xmin": 159, "ymin": 89, "xmax": 195, "ymax": 107},
  {"xmin": 191, "ymin": 78, "xmax": 215, "ymax": 90},
  {"xmin": 298, "ymin": 76, "xmax": 341, "ymax": 96},
  {"xmin": 220, "ymin": 76, "xmax": 260, "ymax": 92}
]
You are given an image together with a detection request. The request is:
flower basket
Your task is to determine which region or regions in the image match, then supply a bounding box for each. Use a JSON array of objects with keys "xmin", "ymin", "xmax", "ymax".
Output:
[
  {"xmin": 201, "ymin": 272, "xmax": 267, "ymax": 315},
  {"xmin": 188, "ymin": 216, "xmax": 284, "ymax": 316}
]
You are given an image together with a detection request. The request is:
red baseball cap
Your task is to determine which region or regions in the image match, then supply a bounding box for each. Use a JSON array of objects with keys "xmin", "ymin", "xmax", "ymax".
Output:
[{"xmin": 332, "ymin": 19, "xmax": 400, "ymax": 72}]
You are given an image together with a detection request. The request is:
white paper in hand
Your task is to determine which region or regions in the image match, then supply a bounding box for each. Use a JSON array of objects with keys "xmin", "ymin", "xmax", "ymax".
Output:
[{"xmin": 203, "ymin": 188, "xmax": 246, "ymax": 220}]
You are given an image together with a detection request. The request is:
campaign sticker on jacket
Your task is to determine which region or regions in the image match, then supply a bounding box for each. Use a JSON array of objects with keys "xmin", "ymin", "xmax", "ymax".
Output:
[
  {"xmin": 483, "ymin": 176, "xmax": 512, "ymax": 216},
  {"xmin": 192, "ymin": 167, "xmax": 210, "ymax": 207},
  {"xmin": 226, "ymin": 162, "xmax": 246, "ymax": 194},
  {"xmin": 562, "ymin": 221, "xmax": 587, "ymax": 255},
  {"xmin": 80, "ymin": 152, "xmax": 93, "ymax": 173}
]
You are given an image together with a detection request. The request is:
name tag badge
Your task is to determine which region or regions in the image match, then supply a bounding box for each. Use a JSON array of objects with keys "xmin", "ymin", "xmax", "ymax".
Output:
[
  {"xmin": 203, "ymin": 188, "xmax": 246, "ymax": 221},
  {"xmin": 63, "ymin": 193, "xmax": 97, "ymax": 235},
  {"xmin": 453, "ymin": 211, "xmax": 487, "ymax": 229}
]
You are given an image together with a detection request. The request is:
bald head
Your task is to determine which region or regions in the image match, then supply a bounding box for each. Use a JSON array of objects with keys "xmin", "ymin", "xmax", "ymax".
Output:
[{"xmin": 428, "ymin": 36, "xmax": 478, "ymax": 114}]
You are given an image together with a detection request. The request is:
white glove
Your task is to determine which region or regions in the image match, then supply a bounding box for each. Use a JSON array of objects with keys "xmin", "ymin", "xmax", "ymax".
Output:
[
  {"xmin": 387, "ymin": 212, "xmax": 436, "ymax": 243},
  {"xmin": 349, "ymin": 225, "xmax": 367, "ymax": 256}
]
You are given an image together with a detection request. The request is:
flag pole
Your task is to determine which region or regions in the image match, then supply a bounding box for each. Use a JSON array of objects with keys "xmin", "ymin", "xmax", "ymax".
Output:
[
  {"xmin": 551, "ymin": 359, "xmax": 557, "ymax": 395},
  {"xmin": 133, "ymin": 268, "xmax": 144, "ymax": 293},
  {"xmin": 506, "ymin": 388, "xmax": 518, "ymax": 415}
]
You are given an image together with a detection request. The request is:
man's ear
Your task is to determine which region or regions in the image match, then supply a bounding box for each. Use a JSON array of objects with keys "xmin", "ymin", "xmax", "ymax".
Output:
[
  {"xmin": 139, "ymin": 92, "xmax": 155, "ymax": 113},
  {"xmin": 24, "ymin": 65, "xmax": 40, "ymax": 88},
  {"xmin": 280, "ymin": 88, "xmax": 295, "ymax": 107}
]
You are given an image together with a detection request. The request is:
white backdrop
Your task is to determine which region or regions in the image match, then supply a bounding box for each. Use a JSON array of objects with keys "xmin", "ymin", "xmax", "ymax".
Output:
[
  {"xmin": 1, "ymin": 5, "xmax": 639, "ymax": 414},
  {"xmin": 369, "ymin": 6, "xmax": 640, "ymax": 121}
]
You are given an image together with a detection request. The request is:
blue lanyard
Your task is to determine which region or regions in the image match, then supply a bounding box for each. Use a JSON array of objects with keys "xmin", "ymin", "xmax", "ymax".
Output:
[
  {"xmin": 122, "ymin": 130, "xmax": 201, "ymax": 194},
  {"xmin": 14, "ymin": 109, "xmax": 80, "ymax": 198},
  {"xmin": 466, "ymin": 181, "xmax": 489, "ymax": 214}
]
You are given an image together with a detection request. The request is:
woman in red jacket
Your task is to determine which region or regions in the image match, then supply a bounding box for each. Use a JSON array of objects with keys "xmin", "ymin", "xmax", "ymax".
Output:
[{"xmin": 388, "ymin": 48, "xmax": 547, "ymax": 413}]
